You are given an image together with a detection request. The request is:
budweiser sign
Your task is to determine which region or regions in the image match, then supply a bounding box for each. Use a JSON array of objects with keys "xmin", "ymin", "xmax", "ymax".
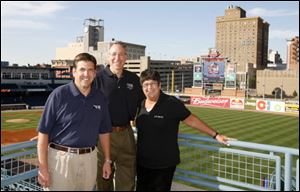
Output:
[{"xmin": 190, "ymin": 97, "xmax": 230, "ymax": 108}]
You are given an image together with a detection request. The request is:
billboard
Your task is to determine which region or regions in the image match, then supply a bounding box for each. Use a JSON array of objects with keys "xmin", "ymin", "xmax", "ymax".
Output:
[
  {"xmin": 256, "ymin": 100, "xmax": 269, "ymax": 111},
  {"xmin": 225, "ymin": 63, "xmax": 236, "ymax": 88},
  {"xmin": 193, "ymin": 64, "xmax": 203, "ymax": 87},
  {"xmin": 269, "ymin": 101, "xmax": 285, "ymax": 113},
  {"xmin": 285, "ymin": 100, "xmax": 299, "ymax": 112},
  {"xmin": 190, "ymin": 96, "xmax": 230, "ymax": 108},
  {"xmin": 203, "ymin": 61, "xmax": 225, "ymax": 83},
  {"xmin": 230, "ymin": 98, "xmax": 245, "ymax": 109},
  {"xmin": 256, "ymin": 100, "xmax": 285, "ymax": 113}
]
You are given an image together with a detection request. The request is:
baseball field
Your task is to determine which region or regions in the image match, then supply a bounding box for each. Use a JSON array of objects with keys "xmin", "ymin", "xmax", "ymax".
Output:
[{"xmin": 1, "ymin": 107, "xmax": 299, "ymax": 149}]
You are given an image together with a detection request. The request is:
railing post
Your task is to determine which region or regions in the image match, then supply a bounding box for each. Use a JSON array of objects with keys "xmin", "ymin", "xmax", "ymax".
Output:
[
  {"xmin": 284, "ymin": 153, "xmax": 292, "ymax": 191},
  {"xmin": 296, "ymin": 159, "xmax": 299, "ymax": 191}
]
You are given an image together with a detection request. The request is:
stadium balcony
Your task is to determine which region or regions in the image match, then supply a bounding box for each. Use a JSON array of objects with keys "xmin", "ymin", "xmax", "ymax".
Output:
[
  {"xmin": 1, "ymin": 135, "xmax": 298, "ymax": 191},
  {"xmin": 48, "ymin": 83, "xmax": 65, "ymax": 90},
  {"xmin": 1, "ymin": 83, "xmax": 20, "ymax": 92},
  {"xmin": 23, "ymin": 94, "xmax": 49, "ymax": 107},
  {"xmin": 20, "ymin": 84, "xmax": 49, "ymax": 90}
]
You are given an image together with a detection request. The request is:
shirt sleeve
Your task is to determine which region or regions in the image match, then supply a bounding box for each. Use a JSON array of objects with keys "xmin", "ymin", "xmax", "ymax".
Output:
[
  {"xmin": 171, "ymin": 97, "xmax": 191, "ymax": 121},
  {"xmin": 37, "ymin": 91, "xmax": 58, "ymax": 134}
]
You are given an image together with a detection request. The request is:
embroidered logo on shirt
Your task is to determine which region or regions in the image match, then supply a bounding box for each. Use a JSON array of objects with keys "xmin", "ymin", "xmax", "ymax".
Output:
[
  {"xmin": 93, "ymin": 105, "xmax": 101, "ymax": 110},
  {"xmin": 154, "ymin": 115, "xmax": 164, "ymax": 119},
  {"xmin": 126, "ymin": 83, "xmax": 133, "ymax": 90}
]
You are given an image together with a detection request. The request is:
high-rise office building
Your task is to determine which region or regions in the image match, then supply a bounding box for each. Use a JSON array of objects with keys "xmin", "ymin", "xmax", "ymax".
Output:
[
  {"xmin": 55, "ymin": 18, "xmax": 145, "ymax": 65},
  {"xmin": 216, "ymin": 5, "xmax": 269, "ymax": 72}
]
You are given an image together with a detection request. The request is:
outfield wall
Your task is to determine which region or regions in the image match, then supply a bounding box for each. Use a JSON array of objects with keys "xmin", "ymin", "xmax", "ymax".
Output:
[{"xmin": 179, "ymin": 96, "xmax": 299, "ymax": 113}]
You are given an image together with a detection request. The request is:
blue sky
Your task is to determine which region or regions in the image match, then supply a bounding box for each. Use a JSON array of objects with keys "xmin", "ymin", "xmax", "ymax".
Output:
[{"xmin": 1, "ymin": 1, "xmax": 299, "ymax": 65}]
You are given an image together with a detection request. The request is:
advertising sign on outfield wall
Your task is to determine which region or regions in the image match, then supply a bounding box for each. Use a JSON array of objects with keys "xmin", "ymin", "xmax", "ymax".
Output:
[
  {"xmin": 230, "ymin": 98, "xmax": 245, "ymax": 109},
  {"xmin": 256, "ymin": 100, "xmax": 270, "ymax": 111},
  {"xmin": 190, "ymin": 97, "xmax": 230, "ymax": 108},
  {"xmin": 285, "ymin": 100, "xmax": 299, "ymax": 112},
  {"xmin": 256, "ymin": 100, "xmax": 285, "ymax": 113},
  {"xmin": 269, "ymin": 101, "xmax": 285, "ymax": 113}
]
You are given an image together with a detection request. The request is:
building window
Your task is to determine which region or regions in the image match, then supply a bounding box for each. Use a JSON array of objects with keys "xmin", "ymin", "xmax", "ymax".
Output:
[
  {"xmin": 41, "ymin": 73, "xmax": 49, "ymax": 79},
  {"xmin": 31, "ymin": 73, "xmax": 39, "ymax": 79},
  {"xmin": 12, "ymin": 72, "xmax": 21, "ymax": 79},
  {"xmin": 2, "ymin": 72, "xmax": 11, "ymax": 79},
  {"xmin": 22, "ymin": 73, "xmax": 31, "ymax": 79}
]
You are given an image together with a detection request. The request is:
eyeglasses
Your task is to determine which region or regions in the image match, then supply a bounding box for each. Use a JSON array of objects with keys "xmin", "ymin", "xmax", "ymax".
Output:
[
  {"xmin": 142, "ymin": 82, "xmax": 158, "ymax": 88},
  {"xmin": 109, "ymin": 52, "xmax": 126, "ymax": 57}
]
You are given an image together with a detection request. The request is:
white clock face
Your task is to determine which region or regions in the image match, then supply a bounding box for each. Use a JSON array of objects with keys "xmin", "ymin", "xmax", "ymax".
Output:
[{"xmin": 84, "ymin": 26, "xmax": 89, "ymax": 33}]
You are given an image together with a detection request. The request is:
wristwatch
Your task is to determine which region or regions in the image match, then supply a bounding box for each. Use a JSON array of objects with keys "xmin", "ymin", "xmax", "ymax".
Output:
[
  {"xmin": 104, "ymin": 159, "xmax": 112, "ymax": 164},
  {"xmin": 213, "ymin": 132, "xmax": 219, "ymax": 139}
]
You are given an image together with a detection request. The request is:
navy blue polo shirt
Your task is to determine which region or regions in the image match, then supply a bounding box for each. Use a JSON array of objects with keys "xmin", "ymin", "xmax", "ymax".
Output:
[
  {"xmin": 136, "ymin": 91, "xmax": 191, "ymax": 168},
  {"xmin": 94, "ymin": 66, "xmax": 144, "ymax": 126},
  {"xmin": 38, "ymin": 81, "xmax": 112, "ymax": 148}
]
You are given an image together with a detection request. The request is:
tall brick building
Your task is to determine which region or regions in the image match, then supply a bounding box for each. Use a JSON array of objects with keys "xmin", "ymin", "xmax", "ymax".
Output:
[
  {"xmin": 286, "ymin": 36, "xmax": 299, "ymax": 71},
  {"xmin": 216, "ymin": 5, "xmax": 269, "ymax": 72}
]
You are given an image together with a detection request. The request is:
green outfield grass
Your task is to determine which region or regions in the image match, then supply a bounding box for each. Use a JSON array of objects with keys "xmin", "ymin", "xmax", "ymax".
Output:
[
  {"xmin": 179, "ymin": 106, "xmax": 299, "ymax": 149},
  {"xmin": 1, "ymin": 107, "xmax": 299, "ymax": 148},
  {"xmin": 1, "ymin": 110, "xmax": 43, "ymax": 131}
]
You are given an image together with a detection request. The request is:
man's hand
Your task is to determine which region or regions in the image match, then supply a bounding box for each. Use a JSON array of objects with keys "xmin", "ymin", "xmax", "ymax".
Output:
[
  {"xmin": 38, "ymin": 168, "xmax": 50, "ymax": 187},
  {"xmin": 102, "ymin": 161, "xmax": 112, "ymax": 179},
  {"xmin": 30, "ymin": 135, "xmax": 38, "ymax": 141}
]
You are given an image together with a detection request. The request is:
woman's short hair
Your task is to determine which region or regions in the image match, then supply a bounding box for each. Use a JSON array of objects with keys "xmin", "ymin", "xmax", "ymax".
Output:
[{"xmin": 140, "ymin": 69, "xmax": 161, "ymax": 85}]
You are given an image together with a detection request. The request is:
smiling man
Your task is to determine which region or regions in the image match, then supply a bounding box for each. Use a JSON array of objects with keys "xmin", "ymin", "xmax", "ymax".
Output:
[
  {"xmin": 37, "ymin": 53, "xmax": 112, "ymax": 191},
  {"xmin": 94, "ymin": 41, "xmax": 144, "ymax": 191}
]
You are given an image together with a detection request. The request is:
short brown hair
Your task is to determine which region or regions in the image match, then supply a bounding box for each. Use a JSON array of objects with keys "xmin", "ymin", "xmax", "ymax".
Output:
[
  {"xmin": 140, "ymin": 69, "xmax": 161, "ymax": 85},
  {"xmin": 73, "ymin": 53, "xmax": 97, "ymax": 69},
  {"xmin": 109, "ymin": 41, "xmax": 127, "ymax": 52}
]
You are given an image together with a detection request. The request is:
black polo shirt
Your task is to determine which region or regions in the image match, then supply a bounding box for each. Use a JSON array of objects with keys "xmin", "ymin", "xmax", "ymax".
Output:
[
  {"xmin": 136, "ymin": 91, "xmax": 191, "ymax": 168},
  {"xmin": 94, "ymin": 66, "xmax": 144, "ymax": 126}
]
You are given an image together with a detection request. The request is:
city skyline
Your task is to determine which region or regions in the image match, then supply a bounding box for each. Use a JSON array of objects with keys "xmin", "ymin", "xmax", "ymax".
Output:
[{"xmin": 1, "ymin": 1, "xmax": 299, "ymax": 65}]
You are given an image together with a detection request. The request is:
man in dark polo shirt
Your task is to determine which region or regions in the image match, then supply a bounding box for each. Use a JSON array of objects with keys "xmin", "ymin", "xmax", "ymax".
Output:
[
  {"xmin": 136, "ymin": 69, "xmax": 230, "ymax": 191},
  {"xmin": 94, "ymin": 41, "xmax": 144, "ymax": 191},
  {"xmin": 37, "ymin": 53, "xmax": 112, "ymax": 191}
]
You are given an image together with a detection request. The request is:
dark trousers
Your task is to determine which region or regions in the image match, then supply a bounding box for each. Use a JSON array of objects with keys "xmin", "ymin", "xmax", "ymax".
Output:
[
  {"xmin": 97, "ymin": 128, "xmax": 136, "ymax": 191},
  {"xmin": 136, "ymin": 164, "xmax": 176, "ymax": 191}
]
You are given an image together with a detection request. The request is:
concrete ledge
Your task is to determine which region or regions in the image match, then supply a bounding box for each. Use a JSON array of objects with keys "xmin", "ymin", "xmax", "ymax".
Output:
[{"xmin": 171, "ymin": 182, "xmax": 203, "ymax": 191}]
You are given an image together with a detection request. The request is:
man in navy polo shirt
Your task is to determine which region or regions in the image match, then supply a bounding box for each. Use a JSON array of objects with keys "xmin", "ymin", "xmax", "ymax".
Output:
[
  {"xmin": 94, "ymin": 41, "xmax": 144, "ymax": 191},
  {"xmin": 136, "ymin": 69, "xmax": 231, "ymax": 191},
  {"xmin": 37, "ymin": 53, "xmax": 112, "ymax": 191}
]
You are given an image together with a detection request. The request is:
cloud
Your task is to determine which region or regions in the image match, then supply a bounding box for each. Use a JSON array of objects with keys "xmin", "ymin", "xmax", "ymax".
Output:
[
  {"xmin": 2, "ymin": 19, "xmax": 50, "ymax": 30},
  {"xmin": 1, "ymin": 2, "xmax": 66, "ymax": 30},
  {"xmin": 1, "ymin": 1, "xmax": 65, "ymax": 17},
  {"xmin": 269, "ymin": 30, "xmax": 299, "ymax": 39},
  {"xmin": 248, "ymin": 8, "xmax": 298, "ymax": 17}
]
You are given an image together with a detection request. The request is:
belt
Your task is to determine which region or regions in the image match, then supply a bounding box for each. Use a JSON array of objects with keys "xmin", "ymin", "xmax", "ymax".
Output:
[
  {"xmin": 112, "ymin": 124, "xmax": 130, "ymax": 132},
  {"xmin": 49, "ymin": 143, "xmax": 95, "ymax": 154}
]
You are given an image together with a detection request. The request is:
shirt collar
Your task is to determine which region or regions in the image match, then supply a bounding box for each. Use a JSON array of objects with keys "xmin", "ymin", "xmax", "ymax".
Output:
[
  {"xmin": 104, "ymin": 65, "xmax": 126, "ymax": 78},
  {"xmin": 69, "ymin": 81, "xmax": 80, "ymax": 97},
  {"xmin": 142, "ymin": 90, "xmax": 166, "ymax": 109},
  {"xmin": 156, "ymin": 90, "xmax": 167, "ymax": 106},
  {"xmin": 69, "ymin": 81, "xmax": 96, "ymax": 98}
]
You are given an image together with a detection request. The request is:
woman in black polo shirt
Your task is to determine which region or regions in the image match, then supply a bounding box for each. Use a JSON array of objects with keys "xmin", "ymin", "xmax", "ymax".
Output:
[{"xmin": 136, "ymin": 69, "xmax": 230, "ymax": 191}]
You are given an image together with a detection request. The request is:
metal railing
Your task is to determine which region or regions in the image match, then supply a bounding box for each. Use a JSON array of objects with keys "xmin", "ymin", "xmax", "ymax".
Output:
[
  {"xmin": 1, "ymin": 135, "xmax": 299, "ymax": 191},
  {"xmin": 1, "ymin": 140, "xmax": 41, "ymax": 191},
  {"xmin": 175, "ymin": 134, "xmax": 299, "ymax": 191}
]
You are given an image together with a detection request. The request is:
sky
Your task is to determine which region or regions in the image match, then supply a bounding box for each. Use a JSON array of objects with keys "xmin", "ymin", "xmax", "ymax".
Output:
[{"xmin": 1, "ymin": 1, "xmax": 299, "ymax": 65}]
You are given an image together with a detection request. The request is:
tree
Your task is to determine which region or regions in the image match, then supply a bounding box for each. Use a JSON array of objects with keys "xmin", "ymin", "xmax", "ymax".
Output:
[
  {"xmin": 272, "ymin": 87, "xmax": 281, "ymax": 99},
  {"xmin": 292, "ymin": 90, "xmax": 298, "ymax": 98}
]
